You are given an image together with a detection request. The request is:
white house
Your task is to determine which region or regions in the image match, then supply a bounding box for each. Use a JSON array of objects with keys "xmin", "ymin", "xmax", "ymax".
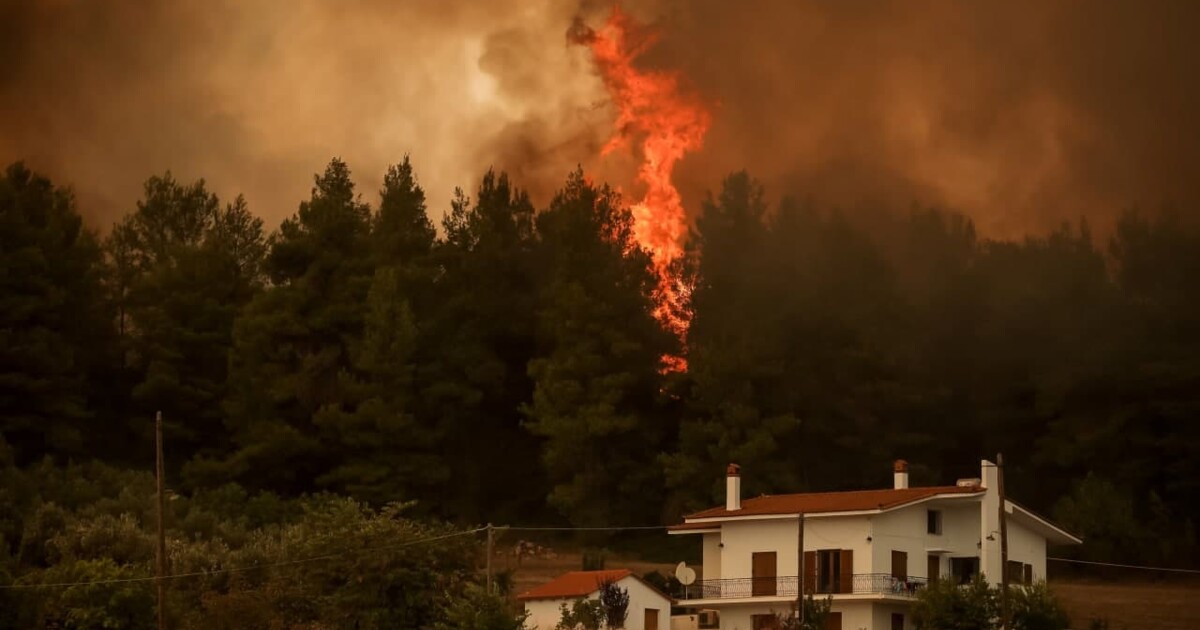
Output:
[
  {"xmin": 519, "ymin": 569, "xmax": 673, "ymax": 630},
  {"xmin": 668, "ymin": 460, "xmax": 1081, "ymax": 630}
]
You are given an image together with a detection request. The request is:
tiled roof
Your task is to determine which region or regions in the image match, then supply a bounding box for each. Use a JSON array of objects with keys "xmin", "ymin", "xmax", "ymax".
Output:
[
  {"xmin": 684, "ymin": 485, "xmax": 983, "ymax": 520},
  {"xmin": 516, "ymin": 569, "xmax": 632, "ymax": 601}
]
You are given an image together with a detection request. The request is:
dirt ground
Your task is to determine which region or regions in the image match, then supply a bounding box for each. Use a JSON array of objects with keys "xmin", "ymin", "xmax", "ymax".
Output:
[{"xmin": 1051, "ymin": 581, "xmax": 1200, "ymax": 630}]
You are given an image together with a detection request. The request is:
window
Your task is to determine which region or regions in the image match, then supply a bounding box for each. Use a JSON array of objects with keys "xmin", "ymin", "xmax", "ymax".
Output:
[
  {"xmin": 950, "ymin": 557, "xmax": 979, "ymax": 584},
  {"xmin": 927, "ymin": 509, "xmax": 943, "ymax": 535},
  {"xmin": 891, "ymin": 550, "xmax": 908, "ymax": 582},
  {"xmin": 752, "ymin": 614, "xmax": 780, "ymax": 630},
  {"xmin": 698, "ymin": 610, "xmax": 720, "ymax": 629},
  {"xmin": 891, "ymin": 613, "xmax": 905, "ymax": 630},
  {"xmin": 817, "ymin": 550, "xmax": 841, "ymax": 593},
  {"xmin": 1006, "ymin": 560, "xmax": 1034, "ymax": 585}
]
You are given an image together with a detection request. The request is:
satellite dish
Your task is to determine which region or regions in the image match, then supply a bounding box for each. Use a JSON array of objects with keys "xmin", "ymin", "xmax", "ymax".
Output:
[{"xmin": 675, "ymin": 561, "xmax": 697, "ymax": 586}]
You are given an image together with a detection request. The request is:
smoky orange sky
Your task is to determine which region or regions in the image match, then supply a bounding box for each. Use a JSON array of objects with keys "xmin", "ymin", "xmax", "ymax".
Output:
[{"xmin": 2, "ymin": 0, "xmax": 1197, "ymax": 237}]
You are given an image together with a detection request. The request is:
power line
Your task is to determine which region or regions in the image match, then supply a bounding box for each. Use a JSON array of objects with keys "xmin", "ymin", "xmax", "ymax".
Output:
[
  {"xmin": 1048, "ymin": 557, "xmax": 1200, "ymax": 575},
  {"xmin": 0, "ymin": 527, "xmax": 486, "ymax": 590},
  {"xmin": 501, "ymin": 525, "xmax": 668, "ymax": 532}
]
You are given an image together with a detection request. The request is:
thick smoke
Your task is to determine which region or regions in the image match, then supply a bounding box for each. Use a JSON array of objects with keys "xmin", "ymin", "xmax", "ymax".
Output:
[{"xmin": 2, "ymin": 1, "xmax": 1197, "ymax": 236}]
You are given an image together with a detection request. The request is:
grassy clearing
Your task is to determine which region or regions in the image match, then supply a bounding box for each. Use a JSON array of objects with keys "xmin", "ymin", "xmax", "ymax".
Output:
[{"xmin": 1050, "ymin": 580, "xmax": 1200, "ymax": 630}]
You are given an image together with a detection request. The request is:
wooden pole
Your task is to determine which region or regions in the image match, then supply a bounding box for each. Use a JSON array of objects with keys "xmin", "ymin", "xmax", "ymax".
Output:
[
  {"xmin": 797, "ymin": 512, "xmax": 806, "ymax": 623},
  {"xmin": 997, "ymin": 453, "xmax": 1009, "ymax": 630},
  {"xmin": 486, "ymin": 523, "xmax": 494, "ymax": 595},
  {"xmin": 155, "ymin": 411, "xmax": 167, "ymax": 630}
]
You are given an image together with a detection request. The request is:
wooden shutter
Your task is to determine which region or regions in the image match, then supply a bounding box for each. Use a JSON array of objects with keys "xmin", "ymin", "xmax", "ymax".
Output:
[
  {"xmin": 824, "ymin": 611, "xmax": 843, "ymax": 630},
  {"xmin": 803, "ymin": 551, "xmax": 817, "ymax": 594},
  {"xmin": 645, "ymin": 609, "xmax": 659, "ymax": 630},
  {"xmin": 752, "ymin": 552, "xmax": 777, "ymax": 596},
  {"xmin": 839, "ymin": 549, "xmax": 853, "ymax": 593},
  {"xmin": 927, "ymin": 555, "xmax": 940, "ymax": 582}
]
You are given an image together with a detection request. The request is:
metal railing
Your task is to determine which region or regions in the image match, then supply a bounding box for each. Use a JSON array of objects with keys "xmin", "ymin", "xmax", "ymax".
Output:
[{"xmin": 680, "ymin": 574, "xmax": 928, "ymax": 600}]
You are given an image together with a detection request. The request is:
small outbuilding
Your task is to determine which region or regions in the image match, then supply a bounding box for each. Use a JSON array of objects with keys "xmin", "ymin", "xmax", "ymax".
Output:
[{"xmin": 517, "ymin": 569, "xmax": 672, "ymax": 630}]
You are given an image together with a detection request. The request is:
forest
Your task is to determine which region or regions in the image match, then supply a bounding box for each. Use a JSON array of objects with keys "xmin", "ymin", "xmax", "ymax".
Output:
[{"xmin": 1, "ymin": 157, "xmax": 1197, "ymax": 626}]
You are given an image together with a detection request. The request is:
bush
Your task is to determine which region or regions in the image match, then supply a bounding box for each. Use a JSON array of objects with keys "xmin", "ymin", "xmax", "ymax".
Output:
[
  {"xmin": 1010, "ymin": 582, "xmax": 1070, "ymax": 630},
  {"xmin": 912, "ymin": 576, "xmax": 999, "ymax": 630}
]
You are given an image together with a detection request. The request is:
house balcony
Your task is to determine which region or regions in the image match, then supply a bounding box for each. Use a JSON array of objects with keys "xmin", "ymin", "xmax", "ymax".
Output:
[{"xmin": 679, "ymin": 575, "xmax": 928, "ymax": 604}]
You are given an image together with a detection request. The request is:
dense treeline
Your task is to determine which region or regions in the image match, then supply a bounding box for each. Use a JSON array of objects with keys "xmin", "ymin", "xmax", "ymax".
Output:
[{"xmin": 2, "ymin": 158, "xmax": 1198, "ymax": 580}]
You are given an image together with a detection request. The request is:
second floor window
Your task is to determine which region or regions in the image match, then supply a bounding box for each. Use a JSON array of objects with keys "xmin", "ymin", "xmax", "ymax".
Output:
[{"xmin": 927, "ymin": 509, "xmax": 943, "ymax": 535}]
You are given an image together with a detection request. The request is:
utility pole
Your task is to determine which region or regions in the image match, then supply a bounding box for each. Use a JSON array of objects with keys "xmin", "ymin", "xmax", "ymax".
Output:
[
  {"xmin": 997, "ymin": 453, "xmax": 1009, "ymax": 630},
  {"xmin": 485, "ymin": 523, "xmax": 494, "ymax": 595},
  {"xmin": 796, "ymin": 512, "xmax": 806, "ymax": 624},
  {"xmin": 155, "ymin": 411, "xmax": 167, "ymax": 630}
]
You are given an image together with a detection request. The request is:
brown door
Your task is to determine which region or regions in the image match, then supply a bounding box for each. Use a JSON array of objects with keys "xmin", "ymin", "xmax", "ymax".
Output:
[
  {"xmin": 891, "ymin": 612, "xmax": 904, "ymax": 630},
  {"xmin": 891, "ymin": 550, "xmax": 908, "ymax": 581},
  {"xmin": 927, "ymin": 555, "xmax": 940, "ymax": 582},
  {"xmin": 752, "ymin": 614, "xmax": 779, "ymax": 630},
  {"xmin": 644, "ymin": 609, "xmax": 659, "ymax": 630},
  {"xmin": 752, "ymin": 552, "xmax": 777, "ymax": 596},
  {"xmin": 825, "ymin": 611, "xmax": 843, "ymax": 630}
]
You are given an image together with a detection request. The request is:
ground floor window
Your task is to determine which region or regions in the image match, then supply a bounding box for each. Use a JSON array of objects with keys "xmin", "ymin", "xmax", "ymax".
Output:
[
  {"xmin": 891, "ymin": 612, "xmax": 904, "ymax": 630},
  {"xmin": 950, "ymin": 556, "xmax": 979, "ymax": 584}
]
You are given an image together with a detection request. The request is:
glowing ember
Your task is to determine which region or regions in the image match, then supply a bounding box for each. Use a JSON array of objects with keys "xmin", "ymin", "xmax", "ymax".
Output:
[{"xmin": 571, "ymin": 6, "xmax": 711, "ymax": 369}]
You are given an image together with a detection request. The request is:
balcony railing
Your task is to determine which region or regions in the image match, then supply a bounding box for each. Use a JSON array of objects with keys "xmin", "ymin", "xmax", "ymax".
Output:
[{"xmin": 679, "ymin": 574, "xmax": 928, "ymax": 600}]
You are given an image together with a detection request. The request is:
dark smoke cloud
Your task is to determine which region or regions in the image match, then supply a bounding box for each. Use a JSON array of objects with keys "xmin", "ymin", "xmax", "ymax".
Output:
[
  {"xmin": 651, "ymin": 0, "xmax": 1200, "ymax": 235},
  {"xmin": 2, "ymin": 1, "xmax": 1197, "ymax": 237}
]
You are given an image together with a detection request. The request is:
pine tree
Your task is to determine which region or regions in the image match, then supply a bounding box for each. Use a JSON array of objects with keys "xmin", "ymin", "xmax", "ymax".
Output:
[{"xmin": 524, "ymin": 169, "xmax": 674, "ymax": 526}]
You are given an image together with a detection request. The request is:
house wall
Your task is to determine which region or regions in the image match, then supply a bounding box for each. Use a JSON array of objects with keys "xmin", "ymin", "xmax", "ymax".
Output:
[
  {"xmin": 524, "ymin": 599, "xmax": 565, "ymax": 630},
  {"xmin": 871, "ymin": 603, "xmax": 913, "ymax": 630},
  {"xmin": 871, "ymin": 502, "xmax": 980, "ymax": 580},
  {"xmin": 722, "ymin": 518, "xmax": 799, "ymax": 579},
  {"xmin": 714, "ymin": 600, "xmax": 874, "ymax": 630},
  {"xmin": 624, "ymin": 576, "xmax": 672, "ymax": 630},
  {"xmin": 522, "ymin": 577, "xmax": 668, "ymax": 630},
  {"xmin": 980, "ymin": 460, "xmax": 1002, "ymax": 585},
  {"xmin": 703, "ymin": 533, "xmax": 722, "ymax": 581},
  {"xmin": 1006, "ymin": 518, "xmax": 1047, "ymax": 581},
  {"xmin": 718, "ymin": 516, "xmax": 871, "ymax": 579}
]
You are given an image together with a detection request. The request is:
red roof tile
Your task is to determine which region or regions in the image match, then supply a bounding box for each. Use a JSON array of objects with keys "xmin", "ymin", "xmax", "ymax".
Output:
[
  {"xmin": 684, "ymin": 485, "xmax": 983, "ymax": 520},
  {"xmin": 517, "ymin": 569, "xmax": 633, "ymax": 601}
]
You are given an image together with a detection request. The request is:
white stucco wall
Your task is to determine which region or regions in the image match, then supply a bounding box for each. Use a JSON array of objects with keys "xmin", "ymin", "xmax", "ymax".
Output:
[
  {"xmin": 718, "ymin": 515, "xmax": 871, "ymax": 581},
  {"xmin": 522, "ymin": 576, "xmax": 670, "ymax": 630},
  {"xmin": 624, "ymin": 575, "xmax": 672, "ymax": 630},
  {"xmin": 524, "ymin": 599, "xmax": 566, "ymax": 630},
  {"xmin": 715, "ymin": 600, "xmax": 873, "ymax": 630},
  {"xmin": 980, "ymin": 460, "xmax": 1002, "ymax": 585},
  {"xmin": 1005, "ymin": 517, "xmax": 1047, "ymax": 582},
  {"xmin": 871, "ymin": 603, "xmax": 912, "ymax": 630},
  {"xmin": 870, "ymin": 501, "xmax": 980, "ymax": 581},
  {"xmin": 703, "ymin": 533, "xmax": 722, "ymax": 581}
]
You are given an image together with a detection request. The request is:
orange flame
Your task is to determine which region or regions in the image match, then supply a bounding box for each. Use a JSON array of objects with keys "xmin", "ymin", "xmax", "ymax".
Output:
[{"xmin": 571, "ymin": 7, "xmax": 711, "ymax": 370}]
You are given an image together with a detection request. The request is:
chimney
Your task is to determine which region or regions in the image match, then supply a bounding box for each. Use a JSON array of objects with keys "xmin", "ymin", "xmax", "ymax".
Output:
[
  {"xmin": 893, "ymin": 459, "xmax": 909, "ymax": 489},
  {"xmin": 726, "ymin": 463, "xmax": 741, "ymax": 511}
]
